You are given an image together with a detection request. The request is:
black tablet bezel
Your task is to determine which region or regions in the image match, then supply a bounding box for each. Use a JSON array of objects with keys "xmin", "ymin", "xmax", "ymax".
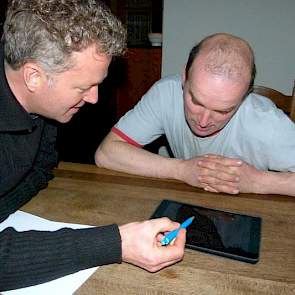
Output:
[{"xmin": 151, "ymin": 199, "xmax": 262, "ymax": 264}]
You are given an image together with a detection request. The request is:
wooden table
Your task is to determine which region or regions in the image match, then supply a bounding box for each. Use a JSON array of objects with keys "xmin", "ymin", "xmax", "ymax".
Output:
[{"xmin": 21, "ymin": 162, "xmax": 295, "ymax": 295}]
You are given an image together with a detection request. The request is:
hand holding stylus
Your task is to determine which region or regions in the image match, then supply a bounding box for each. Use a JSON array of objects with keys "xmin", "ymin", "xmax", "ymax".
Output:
[{"xmin": 161, "ymin": 216, "xmax": 195, "ymax": 246}]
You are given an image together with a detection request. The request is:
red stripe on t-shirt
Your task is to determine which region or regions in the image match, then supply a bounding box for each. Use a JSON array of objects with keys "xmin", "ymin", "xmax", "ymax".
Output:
[{"xmin": 111, "ymin": 127, "xmax": 143, "ymax": 148}]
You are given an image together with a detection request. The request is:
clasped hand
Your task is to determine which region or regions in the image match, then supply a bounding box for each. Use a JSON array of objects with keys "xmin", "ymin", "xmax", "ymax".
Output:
[{"xmin": 180, "ymin": 154, "xmax": 261, "ymax": 194}]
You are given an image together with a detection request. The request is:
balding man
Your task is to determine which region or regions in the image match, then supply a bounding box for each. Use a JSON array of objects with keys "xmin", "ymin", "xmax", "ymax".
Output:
[{"xmin": 95, "ymin": 33, "xmax": 295, "ymax": 197}]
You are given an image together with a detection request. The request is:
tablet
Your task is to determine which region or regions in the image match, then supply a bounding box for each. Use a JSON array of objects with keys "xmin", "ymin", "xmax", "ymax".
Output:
[{"xmin": 151, "ymin": 199, "xmax": 262, "ymax": 264}]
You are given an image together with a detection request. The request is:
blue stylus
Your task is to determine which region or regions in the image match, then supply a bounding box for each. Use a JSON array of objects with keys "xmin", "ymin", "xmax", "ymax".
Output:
[{"xmin": 161, "ymin": 216, "xmax": 195, "ymax": 246}]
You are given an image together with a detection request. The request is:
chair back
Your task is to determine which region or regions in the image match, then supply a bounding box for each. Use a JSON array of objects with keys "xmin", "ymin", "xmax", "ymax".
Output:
[{"xmin": 252, "ymin": 82, "xmax": 295, "ymax": 121}]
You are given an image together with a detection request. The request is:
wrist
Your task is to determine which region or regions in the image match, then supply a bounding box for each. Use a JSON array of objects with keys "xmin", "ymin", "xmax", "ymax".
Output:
[
  {"xmin": 119, "ymin": 222, "xmax": 141, "ymax": 263},
  {"xmin": 171, "ymin": 159, "xmax": 186, "ymax": 182},
  {"xmin": 118, "ymin": 223, "xmax": 130, "ymax": 262},
  {"xmin": 252, "ymin": 170, "xmax": 272, "ymax": 194}
]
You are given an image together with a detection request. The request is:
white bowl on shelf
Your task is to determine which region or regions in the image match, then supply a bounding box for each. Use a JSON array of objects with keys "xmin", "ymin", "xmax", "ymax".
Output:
[{"xmin": 148, "ymin": 33, "xmax": 162, "ymax": 46}]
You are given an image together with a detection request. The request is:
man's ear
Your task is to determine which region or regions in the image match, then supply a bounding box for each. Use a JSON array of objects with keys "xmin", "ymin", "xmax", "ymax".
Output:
[{"xmin": 23, "ymin": 63, "xmax": 45, "ymax": 92}]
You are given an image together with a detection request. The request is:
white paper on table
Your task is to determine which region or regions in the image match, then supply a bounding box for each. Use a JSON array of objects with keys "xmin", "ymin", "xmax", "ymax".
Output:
[{"xmin": 0, "ymin": 211, "xmax": 99, "ymax": 295}]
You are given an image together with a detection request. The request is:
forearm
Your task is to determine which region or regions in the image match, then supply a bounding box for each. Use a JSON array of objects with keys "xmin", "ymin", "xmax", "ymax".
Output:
[
  {"xmin": 0, "ymin": 225, "xmax": 121, "ymax": 291},
  {"xmin": 255, "ymin": 171, "xmax": 295, "ymax": 196},
  {"xmin": 0, "ymin": 169, "xmax": 54, "ymax": 223},
  {"xmin": 95, "ymin": 136, "xmax": 183, "ymax": 181}
]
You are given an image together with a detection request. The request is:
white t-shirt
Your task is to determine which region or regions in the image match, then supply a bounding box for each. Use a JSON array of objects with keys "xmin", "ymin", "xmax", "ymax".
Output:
[{"xmin": 114, "ymin": 75, "xmax": 295, "ymax": 172}]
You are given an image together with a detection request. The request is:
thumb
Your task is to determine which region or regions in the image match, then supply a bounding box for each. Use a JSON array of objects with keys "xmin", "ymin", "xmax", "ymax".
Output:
[{"xmin": 173, "ymin": 228, "xmax": 186, "ymax": 247}]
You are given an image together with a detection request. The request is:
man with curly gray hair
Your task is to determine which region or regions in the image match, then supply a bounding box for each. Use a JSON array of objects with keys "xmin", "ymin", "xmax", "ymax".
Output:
[{"xmin": 0, "ymin": 0, "xmax": 186, "ymax": 291}]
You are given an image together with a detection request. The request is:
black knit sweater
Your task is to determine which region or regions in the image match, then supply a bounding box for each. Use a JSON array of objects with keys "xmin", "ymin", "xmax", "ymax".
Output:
[{"xmin": 0, "ymin": 46, "xmax": 122, "ymax": 291}]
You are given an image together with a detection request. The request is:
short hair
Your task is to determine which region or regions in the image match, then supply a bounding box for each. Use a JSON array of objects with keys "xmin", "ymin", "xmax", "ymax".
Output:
[
  {"xmin": 185, "ymin": 33, "xmax": 256, "ymax": 88},
  {"xmin": 2, "ymin": 0, "xmax": 127, "ymax": 73}
]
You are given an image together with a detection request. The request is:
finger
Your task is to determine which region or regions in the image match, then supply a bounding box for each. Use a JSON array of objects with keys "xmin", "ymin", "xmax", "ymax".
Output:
[
  {"xmin": 199, "ymin": 175, "xmax": 239, "ymax": 192},
  {"xmin": 201, "ymin": 155, "xmax": 242, "ymax": 167},
  {"xmin": 199, "ymin": 161, "xmax": 242, "ymax": 173},
  {"xmin": 198, "ymin": 181, "xmax": 219, "ymax": 192},
  {"xmin": 203, "ymin": 185, "xmax": 219, "ymax": 193},
  {"xmin": 173, "ymin": 229, "xmax": 186, "ymax": 248},
  {"xmin": 148, "ymin": 230, "xmax": 186, "ymax": 271},
  {"xmin": 197, "ymin": 160, "xmax": 230, "ymax": 173},
  {"xmin": 146, "ymin": 257, "xmax": 183, "ymax": 272},
  {"xmin": 199, "ymin": 171, "xmax": 239, "ymax": 183},
  {"xmin": 156, "ymin": 232, "xmax": 165, "ymax": 243},
  {"xmin": 199, "ymin": 175, "xmax": 239, "ymax": 187},
  {"xmin": 215, "ymin": 184, "xmax": 239, "ymax": 194},
  {"xmin": 156, "ymin": 226, "xmax": 186, "ymax": 246},
  {"xmin": 156, "ymin": 240, "xmax": 185, "ymax": 266},
  {"xmin": 205, "ymin": 182, "xmax": 240, "ymax": 194},
  {"xmin": 150, "ymin": 217, "xmax": 180, "ymax": 233}
]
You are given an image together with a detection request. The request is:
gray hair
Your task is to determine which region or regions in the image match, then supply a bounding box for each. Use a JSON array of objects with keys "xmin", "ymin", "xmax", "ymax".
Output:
[{"xmin": 3, "ymin": 0, "xmax": 127, "ymax": 73}]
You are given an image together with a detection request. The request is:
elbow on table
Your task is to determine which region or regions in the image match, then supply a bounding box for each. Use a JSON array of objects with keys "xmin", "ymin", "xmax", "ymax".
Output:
[{"xmin": 94, "ymin": 146, "xmax": 107, "ymax": 167}]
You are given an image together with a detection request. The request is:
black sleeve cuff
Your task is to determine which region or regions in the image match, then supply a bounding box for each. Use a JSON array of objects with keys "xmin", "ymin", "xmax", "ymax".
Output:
[{"xmin": 74, "ymin": 224, "xmax": 122, "ymax": 268}]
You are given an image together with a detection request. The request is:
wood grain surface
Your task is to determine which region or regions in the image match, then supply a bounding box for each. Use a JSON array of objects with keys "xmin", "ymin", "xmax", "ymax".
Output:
[{"xmin": 21, "ymin": 162, "xmax": 295, "ymax": 295}]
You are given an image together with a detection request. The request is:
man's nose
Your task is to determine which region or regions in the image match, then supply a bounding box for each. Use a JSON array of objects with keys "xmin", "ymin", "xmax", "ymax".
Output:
[
  {"xmin": 83, "ymin": 86, "xmax": 99, "ymax": 104},
  {"xmin": 199, "ymin": 108, "xmax": 211, "ymax": 127}
]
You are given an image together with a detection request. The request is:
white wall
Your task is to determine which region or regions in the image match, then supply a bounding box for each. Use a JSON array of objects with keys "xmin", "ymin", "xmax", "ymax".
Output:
[{"xmin": 162, "ymin": 0, "xmax": 295, "ymax": 93}]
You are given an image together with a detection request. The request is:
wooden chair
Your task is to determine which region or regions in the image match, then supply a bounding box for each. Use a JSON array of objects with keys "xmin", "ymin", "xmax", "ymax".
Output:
[{"xmin": 252, "ymin": 82, "xmax": 295, "ymax": 121}]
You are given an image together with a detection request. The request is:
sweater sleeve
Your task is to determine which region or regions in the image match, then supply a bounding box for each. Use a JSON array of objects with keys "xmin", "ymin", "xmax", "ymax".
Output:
[
  {"xmin": 0, "ymin": 224, "xmax": 122, "ymax": 291},
  {"xmin": 0, "ymin": 118, "xmax": 123, "ymax": 291}
]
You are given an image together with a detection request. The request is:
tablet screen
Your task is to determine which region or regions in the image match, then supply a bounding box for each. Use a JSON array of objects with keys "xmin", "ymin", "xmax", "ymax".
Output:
[{"xmin": 151, "ymin": 200, "xmax": 262, "ymax": 263}]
